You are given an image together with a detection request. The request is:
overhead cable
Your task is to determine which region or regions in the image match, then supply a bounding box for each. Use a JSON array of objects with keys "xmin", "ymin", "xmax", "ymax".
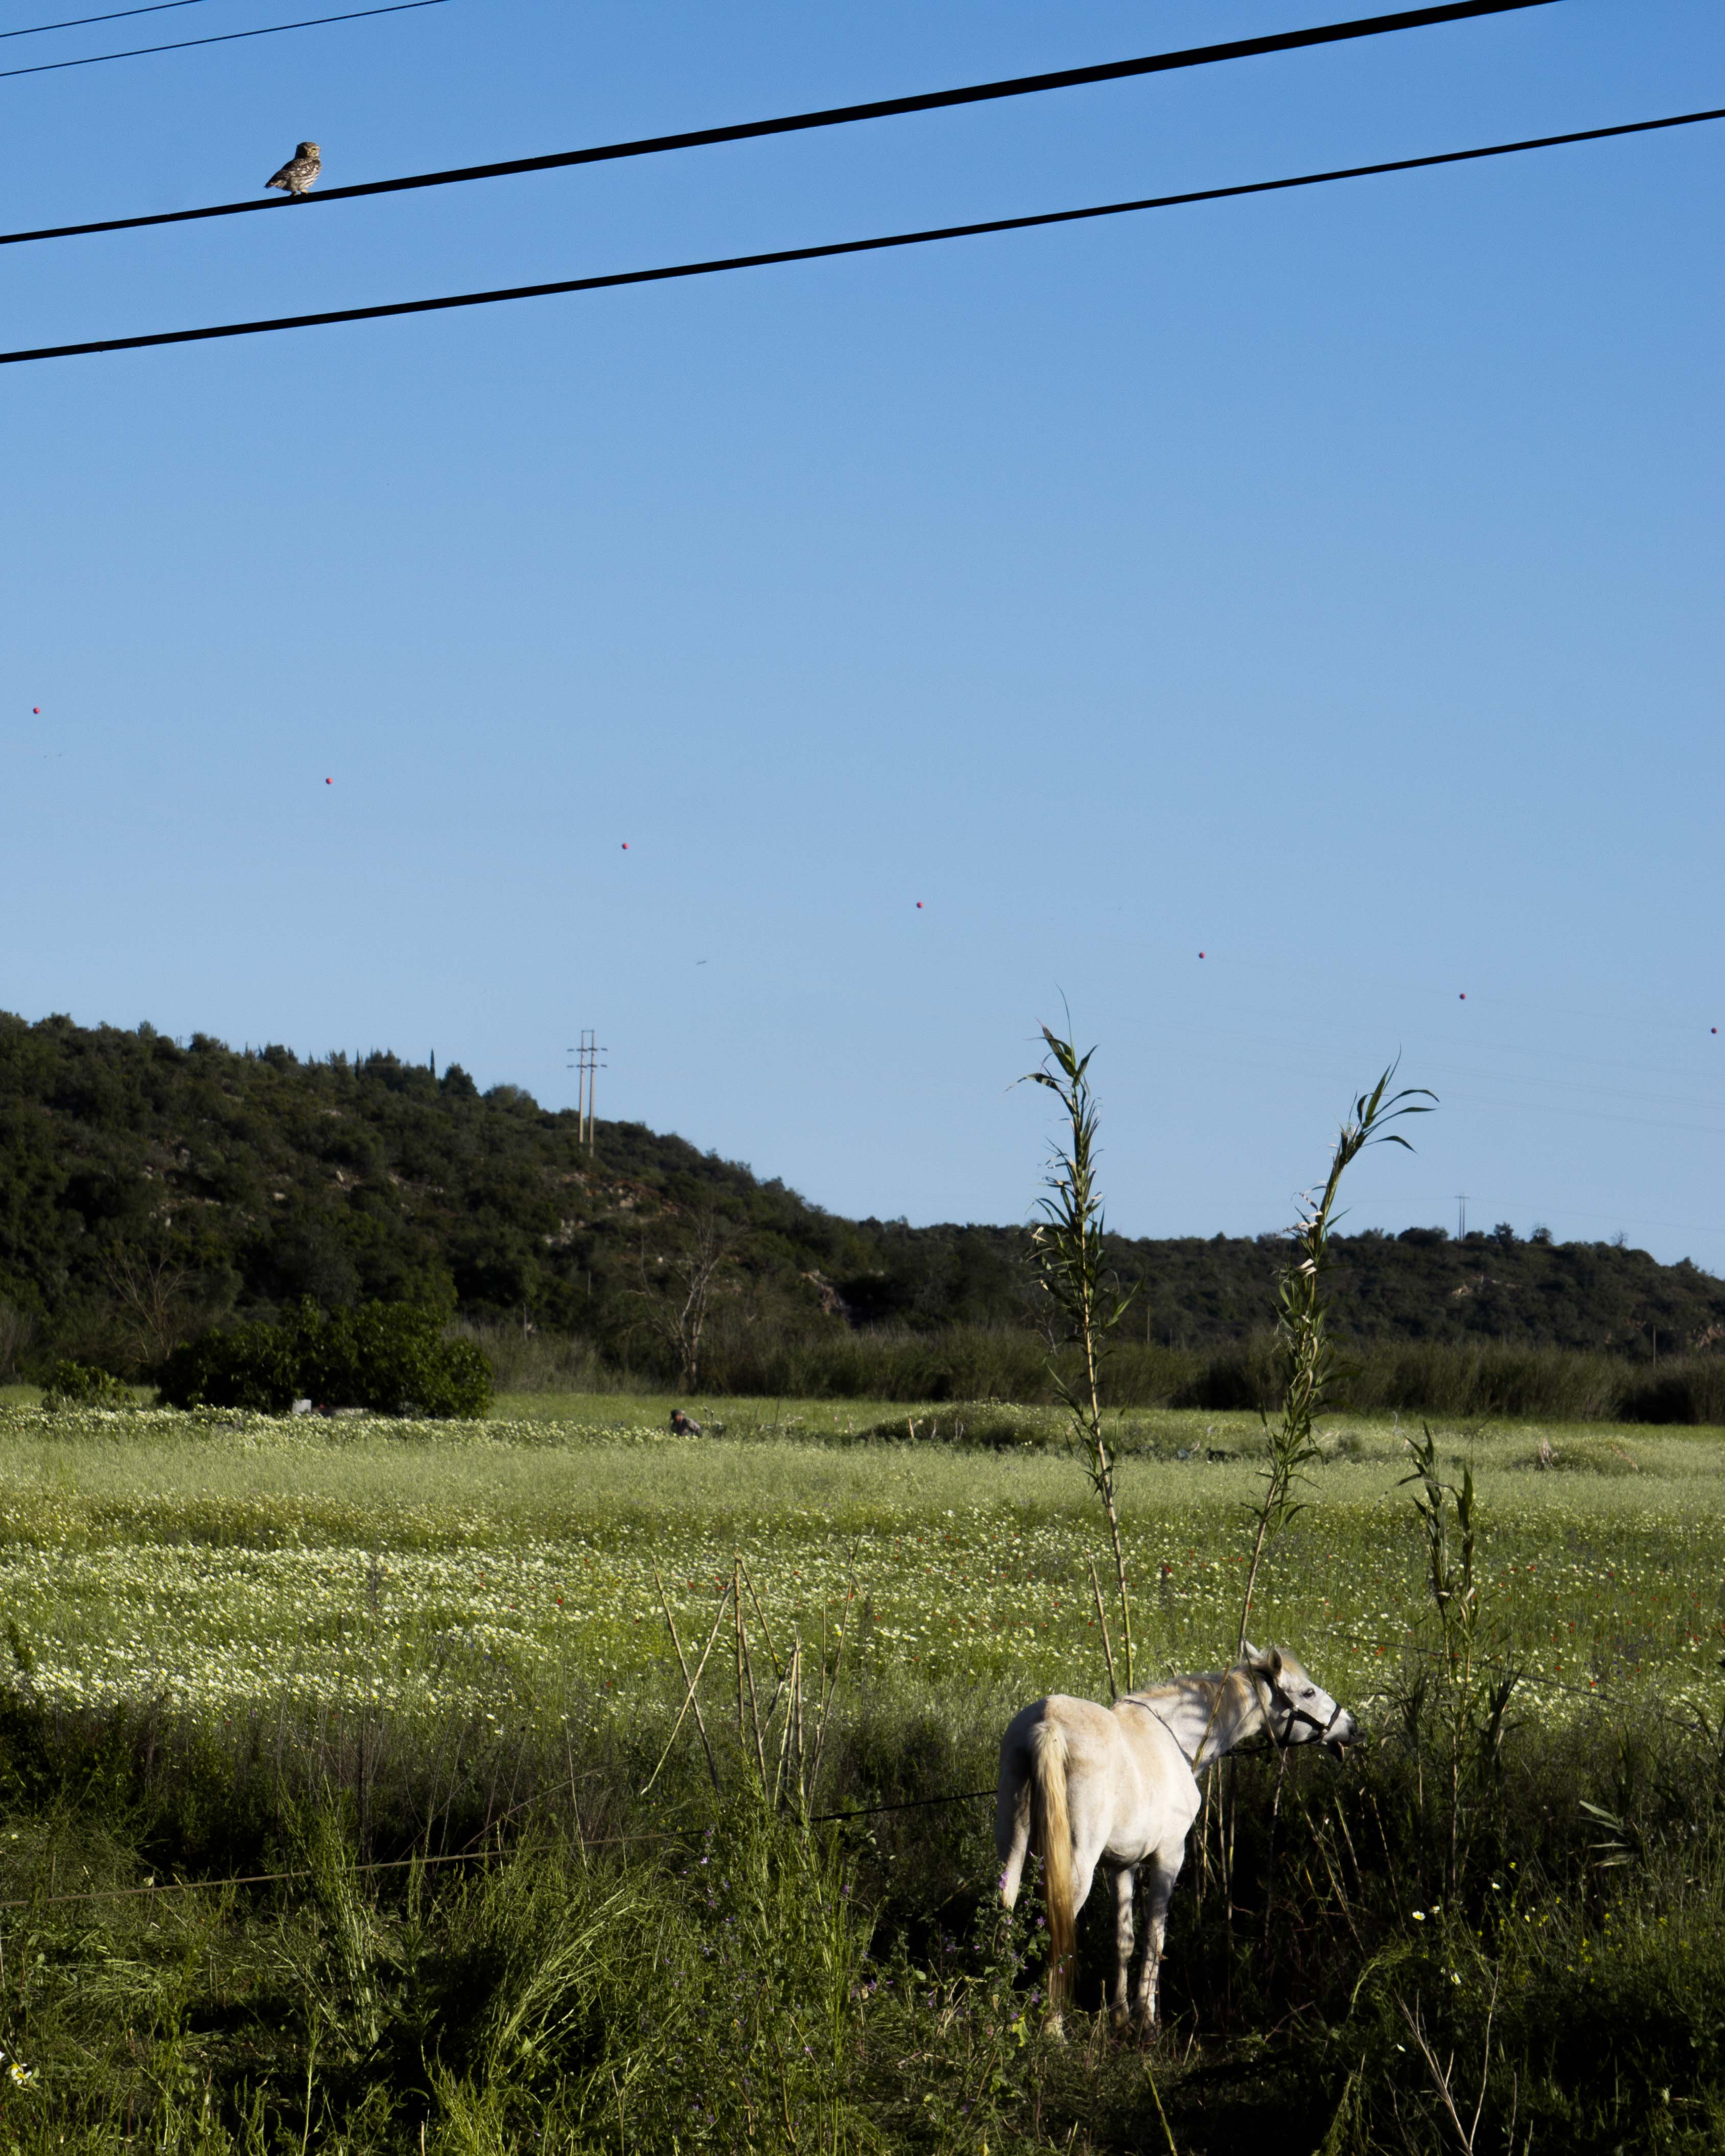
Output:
[
  {"xmin": 0, "ymin": 0, "xmax": 445, "ymax": 81},
  {"xmin": 3, "ymin": 102, "xmax": 1716, "ymax": 367},
  {"xmin": 0, "ymin": 0, "xmax": 1560, "ymax": 246},
  {"xmin": 3, "ymin": 0, "xmax": 206, "ymax": 43}
]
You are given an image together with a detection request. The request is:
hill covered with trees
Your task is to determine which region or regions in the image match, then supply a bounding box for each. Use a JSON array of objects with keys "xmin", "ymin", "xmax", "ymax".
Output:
[{"xmin": 2, "ymin": 1011, "xmax": 1720, "ymax": 1410}]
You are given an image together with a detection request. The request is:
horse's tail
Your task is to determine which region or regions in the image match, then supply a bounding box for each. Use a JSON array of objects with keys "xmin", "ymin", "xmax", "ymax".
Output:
[{"xmin": 1031, "ymin": 1719, "xmax": 1076, "ymax": 2012}]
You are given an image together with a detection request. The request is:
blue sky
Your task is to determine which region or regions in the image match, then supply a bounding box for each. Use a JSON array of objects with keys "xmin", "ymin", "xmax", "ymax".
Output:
[{"xmin": 2, "ymin": 0, "xmax": 1720, "ymax": 1263}]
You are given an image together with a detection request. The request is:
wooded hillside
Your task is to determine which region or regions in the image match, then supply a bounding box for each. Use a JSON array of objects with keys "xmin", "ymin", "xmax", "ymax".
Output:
[{"xmin": 1, "ymin": 1011, "xmax": 1718, "ymax": 1386}]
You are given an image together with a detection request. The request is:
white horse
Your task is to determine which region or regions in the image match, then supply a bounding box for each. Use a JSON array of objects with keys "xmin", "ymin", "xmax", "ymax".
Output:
[{"xmin": 996, "ymin": 1644, "xmax": 1356, "ymax": 2032}]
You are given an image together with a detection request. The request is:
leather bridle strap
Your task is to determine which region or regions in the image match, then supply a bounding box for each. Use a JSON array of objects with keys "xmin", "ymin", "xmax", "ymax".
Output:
[{"xmin": 1271, "ymin": 1694, "xmax": 1342, "ymax": 1747}]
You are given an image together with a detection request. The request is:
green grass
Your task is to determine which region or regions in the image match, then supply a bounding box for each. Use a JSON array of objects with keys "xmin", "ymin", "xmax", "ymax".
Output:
[
  {"xmin": 2, "ymin": 1399, "xmax": 1723, "ymax": 2151},
  {"xmin": 2, "ymin": 1404, "xmax": 1720, "ymax": 1725},
  {"xmin": 486, "ymin": 1388, "xmax": 1001, "ymax": 1433}
]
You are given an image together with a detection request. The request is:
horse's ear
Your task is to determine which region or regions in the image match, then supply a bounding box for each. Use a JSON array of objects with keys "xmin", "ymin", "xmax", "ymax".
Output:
[{"xmin": 1247, "ymin": 1643, "xmax": 1283, "ymax": 1679}]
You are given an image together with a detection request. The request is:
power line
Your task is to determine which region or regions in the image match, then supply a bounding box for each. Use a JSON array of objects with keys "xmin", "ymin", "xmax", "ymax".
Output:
[
  {"xmin": 4, "ymin": 101, "xmax": 1717, "ymax": 368},
  {"xmin": 0, "ymin": 0, "xmax": 1562, "ymax": 247},
  {"xmin": 0, "ymin": 0, "xmax": 445, "ymax": 81},
  {"xmin": 3, "ymin": 0, "xmax": 206, "ymax": 43}
]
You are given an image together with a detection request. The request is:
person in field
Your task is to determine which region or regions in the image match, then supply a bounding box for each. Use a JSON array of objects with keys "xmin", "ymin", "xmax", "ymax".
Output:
[{"xmin": 670, "ymin": 1408, "xmax": 703, "ymax": 1436}]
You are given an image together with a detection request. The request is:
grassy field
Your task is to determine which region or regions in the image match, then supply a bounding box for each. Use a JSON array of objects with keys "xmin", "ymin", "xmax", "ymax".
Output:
[
  {"xmin": 1, "ymin": 1399, "xmax": 1722, "ymax": 2151},
  {"xmin": 2, "ymin": 1400, "xmax": 1719, "ymax": 1718}
]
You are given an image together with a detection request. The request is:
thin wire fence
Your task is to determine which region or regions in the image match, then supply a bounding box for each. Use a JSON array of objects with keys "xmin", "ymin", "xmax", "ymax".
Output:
[{"xmin": 0, "ymin": 1624, "xmax": 1700, "ymax": 1915}]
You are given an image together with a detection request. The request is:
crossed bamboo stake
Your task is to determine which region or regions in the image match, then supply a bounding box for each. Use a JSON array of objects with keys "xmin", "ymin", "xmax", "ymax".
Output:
[{"xmin": 640, "ymin": 1557, "xmax": 854, "ymax": 1809}]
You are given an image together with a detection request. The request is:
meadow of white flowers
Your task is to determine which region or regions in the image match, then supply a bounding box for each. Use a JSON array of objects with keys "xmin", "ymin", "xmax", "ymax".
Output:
[{"xmin": 0, "ymin": 1406, "xmax": 1720, "ymax": 1742}]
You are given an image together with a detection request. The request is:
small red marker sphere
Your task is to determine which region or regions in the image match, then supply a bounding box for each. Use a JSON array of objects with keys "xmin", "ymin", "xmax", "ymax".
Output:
[
  {"xmin": 32, "ymin": 707, "xmax": 39, "ymax": 715},
  {"xmin": 1198, "ymin": 951, "xmax": 1205, "ymax": 959},
  {"xmin": 325, "ymin": 777, "xmax": 332, "ymax": 785},
  {"xmin": 621, "ymin": 842, "xmax": 628, "ymax": 850},
  {"xmin": 1459, "ymin": 993, "xmax": 1466, "ymax": 1000},
  {"xmin": 916, "ymin": 901, "xmax": 923, "ymax": 909}
]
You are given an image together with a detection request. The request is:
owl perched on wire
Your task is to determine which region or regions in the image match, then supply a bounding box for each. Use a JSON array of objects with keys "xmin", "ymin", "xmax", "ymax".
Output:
[{"xmin": 265, "ymin": 142, "xmax": 322, "ymax": 197}]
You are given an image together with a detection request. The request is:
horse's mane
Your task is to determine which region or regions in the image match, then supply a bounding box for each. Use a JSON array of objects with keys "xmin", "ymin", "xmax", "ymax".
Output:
[
  {"xmin": 1124, "ymin": 1667, "xmax": 1233, "ymax": 1705},
  {"xmin": 1125, "ymin": 1647, "xmax": 1307, "ymax": 1712}
]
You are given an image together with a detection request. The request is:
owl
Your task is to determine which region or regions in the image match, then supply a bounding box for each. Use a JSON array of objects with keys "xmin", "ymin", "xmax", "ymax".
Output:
[{"xmin": 265, "ymin": 142, "xmax": 322, "ymax": 197}]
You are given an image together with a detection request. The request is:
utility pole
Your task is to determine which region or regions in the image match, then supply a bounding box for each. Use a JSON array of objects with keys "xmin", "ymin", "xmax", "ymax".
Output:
[
  {"xmin": 1456, "ymin": 1194, "xmax": 1470, "ymax": 1239},
  {"xmin": 566, "ymin": 1030, "xmax": 608, "ymax": 1156}
]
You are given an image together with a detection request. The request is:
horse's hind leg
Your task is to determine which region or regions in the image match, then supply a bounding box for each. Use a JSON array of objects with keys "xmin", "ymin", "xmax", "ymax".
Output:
[
  {"xmin": 1109, "ymin": 1865, "xmax": 1136, "ymax": 2030},
  {"xmin": 1133, "ymin": 1843, "xmax": 1186, "ymax": 2031},
  {"xmin": 996, "ymin": 1757, "xmax": 1033, "ymax": 1908}
]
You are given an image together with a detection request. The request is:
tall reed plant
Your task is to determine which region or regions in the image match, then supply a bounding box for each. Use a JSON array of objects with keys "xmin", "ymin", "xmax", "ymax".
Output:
[
  {"xmin": 1024, "ymin": 1024, "xmax": 1138, "ymax": 1693},
  {"xmin": 1400, "ymin": 1424, "xmax": 1520, "ymax": 1897},
  {"xmin": 1237, "ymin": 1065, "xmax": 1433, "ymax": 1655}
]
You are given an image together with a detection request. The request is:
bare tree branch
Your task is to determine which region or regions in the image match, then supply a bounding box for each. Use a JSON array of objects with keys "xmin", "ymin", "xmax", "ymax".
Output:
[{"xmin": 631, "ymin": 1211, "xmax": 733, "ymax": 1389}]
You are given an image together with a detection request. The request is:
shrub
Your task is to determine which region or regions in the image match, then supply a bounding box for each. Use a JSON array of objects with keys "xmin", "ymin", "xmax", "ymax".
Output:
[
  {"xmin": 153, "ymin": 1319, "xmax": 297, "ymax": 1411},
  {"xmin": 308, "ymin": 1302, "xmax": 493, "ymax": 1418},
  {"xmin": 40, "ymin": 1359, "xmax": 133, "ymax": 1410},
  {"xmin": 156, "ymin": 1301, "xmax": 492, "ymax": 1418}
]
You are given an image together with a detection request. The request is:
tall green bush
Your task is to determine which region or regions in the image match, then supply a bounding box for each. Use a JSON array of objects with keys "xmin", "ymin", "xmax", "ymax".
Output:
[
  {"xmin": 40, "ymin": 1359, "xmax": 133, "ymax": 1410},
  {"xmin": 156, "ymin": 1301, "xmax": 491, "ymax": 1417}
]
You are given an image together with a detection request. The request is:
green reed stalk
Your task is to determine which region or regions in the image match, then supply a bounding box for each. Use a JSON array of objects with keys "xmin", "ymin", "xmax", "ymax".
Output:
[
  {"xmin": 1401, "ymin": 1423, "xmax": 1520, "ymax": 1896},
  {"xmin": 1025, "ymin": 1025, "xmax": 1138, "ymax": 1693},
  {"xmin": 1236, "ymin": 1065, "xmax": 1433, "ymax": 1658}
]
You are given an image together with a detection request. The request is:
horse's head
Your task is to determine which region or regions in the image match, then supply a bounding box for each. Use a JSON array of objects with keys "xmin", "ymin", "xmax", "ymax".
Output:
[{"xmin": 1243, "ymin": 1643, "xmax": 1357, "ymax": 1754}]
